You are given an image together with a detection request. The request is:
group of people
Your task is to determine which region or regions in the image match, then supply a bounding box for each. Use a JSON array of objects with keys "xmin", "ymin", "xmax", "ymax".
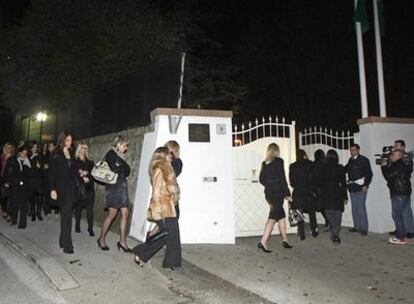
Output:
[
  {"xmin": 0, "ymin": 132, "xmax": 183, "ymax": 269},
  {"xmin": 1, "ymin": 131, "xmax": 411, "ymax": 271},
  {"xmin": 0, "ymin": 132, "xmax": 96, "ymax": 252},
  {"xmin": 258, "ymin": 139, "xmax": 413, "ymax": 249}
]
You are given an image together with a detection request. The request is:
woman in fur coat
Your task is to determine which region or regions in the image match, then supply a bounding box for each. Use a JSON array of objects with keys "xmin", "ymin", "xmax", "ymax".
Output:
[{"xmin": 132, "ymin": 146, "xmax": 181, "ymax": 270}]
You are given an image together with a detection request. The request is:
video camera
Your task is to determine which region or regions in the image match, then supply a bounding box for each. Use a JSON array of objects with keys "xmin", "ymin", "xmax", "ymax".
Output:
[{"xmin": 375, "ymin": 146, "xmax": 393, "ymax": 165}]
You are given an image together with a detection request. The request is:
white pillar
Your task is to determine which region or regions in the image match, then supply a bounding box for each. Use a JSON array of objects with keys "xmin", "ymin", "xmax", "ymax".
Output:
[
  {"xmin": 355, "ymin": 0, "xmax": 369, "ymax": 118},
  {"xmin": 373, "ymin": 0, "xmax": 387, "ymax": 117}
]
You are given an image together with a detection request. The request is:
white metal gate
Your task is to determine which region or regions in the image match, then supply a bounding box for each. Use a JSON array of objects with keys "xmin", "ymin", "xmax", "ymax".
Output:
[
  {"xmin": 299, "ymin": 126, "xmax": 360, "ymax": 227},
  {"xmin": 233, "ymin": 117, "xmax": 297, "ymax": 237}
]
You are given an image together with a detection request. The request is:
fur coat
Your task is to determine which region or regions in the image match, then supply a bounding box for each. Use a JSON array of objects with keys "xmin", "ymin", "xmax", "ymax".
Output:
[{"xmin": 147, "ymin": 161, "xmax": 180, "ymax": 221}]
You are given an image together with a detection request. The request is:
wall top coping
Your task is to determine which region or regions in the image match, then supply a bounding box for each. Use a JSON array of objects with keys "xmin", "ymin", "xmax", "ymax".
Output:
[
  {"xmin": 150, "ymin": 108, "xmax": 233, "ymax": 124},
  {"xmin": 357, "ymin": 116, "xmax": 414, "ymax": 126}
]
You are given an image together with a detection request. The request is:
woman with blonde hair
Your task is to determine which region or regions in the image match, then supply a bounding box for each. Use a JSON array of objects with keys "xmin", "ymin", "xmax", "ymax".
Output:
[
  {"xmin": 98, "ymin": 135, "xmax": 131, "ymax": 252},
  {"xmin": 132, "ymin": 146, "xmax": 182, "ymax": 270},
  {"xmin": 259, "ymin": 143, "xmax": 293, "ymax": 252},
  {"xmin": 74, "ymin": 143, "xmax": 95, "ymax": 236}
]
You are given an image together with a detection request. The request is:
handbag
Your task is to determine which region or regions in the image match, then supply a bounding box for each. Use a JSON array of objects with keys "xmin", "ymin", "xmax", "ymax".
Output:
[
  {"xmin": 288, "ymin": 207, "xmax": 305, "ymax": 227},
  {"xmin": 91, "ymin": 160, "xmax": 118, "ymax": 185},
  {"xmin": 75, "ymin": 179, "xmax": 87, "ymax": 201}
]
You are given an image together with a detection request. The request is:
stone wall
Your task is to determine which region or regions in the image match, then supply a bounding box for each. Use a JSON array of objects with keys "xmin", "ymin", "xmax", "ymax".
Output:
[{"xmin": 80, "ymin": 125, "xmax": 150, "ymax": 233}]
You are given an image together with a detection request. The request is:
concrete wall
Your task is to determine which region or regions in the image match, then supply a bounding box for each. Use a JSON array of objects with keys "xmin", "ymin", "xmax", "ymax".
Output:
[
  {"xmin": 358, "ymin": 117, "xmax": 414, "ymax": 233},
  {"xmin": 80, "ymin": 126, "xmax": 150, "ymax": 231}
]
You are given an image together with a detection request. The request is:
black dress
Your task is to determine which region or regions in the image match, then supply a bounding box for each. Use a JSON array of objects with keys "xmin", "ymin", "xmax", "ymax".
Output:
[
  {"xmin": 4, "ymin": 156, "xmax": 31, "ymax": 228},
  {"xmin": 29, "ymin": 154, "xmax": 44, "ymax": 219},
  {"xmin": 74, "ymin": 158, "xmax": 95, "ymax": 231},
  {"xmin": 103, "ymin": 149, "xmax": 130, "ymax": 210},
  {"xmin": 259, "ymin": 158, "xmax": 291, "ymax": 220},
  {"xmin": 321, "ymin": 163, "xmax": 348, "ymax": 212},
  {"xmin": 49, "ymin": 150, "xmax": 77, "ymax": 252},
  {"xmin": 290, "ymin": 159, "xmax": 318, "ymax": 237}
]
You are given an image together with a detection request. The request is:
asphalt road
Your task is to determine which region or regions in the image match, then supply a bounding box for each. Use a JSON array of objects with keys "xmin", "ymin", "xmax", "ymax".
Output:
[{"xmin": 0, "ymin": 242, "xmax": 65, "ymax": 304}]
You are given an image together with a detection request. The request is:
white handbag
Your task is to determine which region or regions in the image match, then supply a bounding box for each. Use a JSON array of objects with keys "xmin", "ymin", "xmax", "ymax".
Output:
[{"xmin": 91, "ymin": 160, "xmax": 118, "ymax": 185}]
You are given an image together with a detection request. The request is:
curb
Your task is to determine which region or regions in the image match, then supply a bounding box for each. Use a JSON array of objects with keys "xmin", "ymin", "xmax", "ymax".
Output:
[{"xmin": 0, "ymin": 227, "xmax": 80, "ymax": 291}]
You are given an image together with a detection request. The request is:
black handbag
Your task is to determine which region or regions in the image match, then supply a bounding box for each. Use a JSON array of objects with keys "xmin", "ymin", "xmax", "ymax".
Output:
[
  {"xmin": 1, "ymin": 184, "xmax": 10, "ymax": 199},
  {"xmin": 75, "ymin": 179, "xmax": 87, "ymax": 201}
]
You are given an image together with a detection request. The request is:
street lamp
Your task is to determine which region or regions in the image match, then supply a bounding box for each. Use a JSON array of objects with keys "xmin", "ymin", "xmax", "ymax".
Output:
[{"xmin": 36, "ymin": 112, "xmax": 47, "ymax": 142}]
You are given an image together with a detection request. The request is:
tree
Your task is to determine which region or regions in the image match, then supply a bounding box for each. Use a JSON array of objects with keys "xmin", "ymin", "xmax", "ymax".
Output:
[{"xmin": 0, "ymin": 0, "xmax": 180, "ymax": 111}]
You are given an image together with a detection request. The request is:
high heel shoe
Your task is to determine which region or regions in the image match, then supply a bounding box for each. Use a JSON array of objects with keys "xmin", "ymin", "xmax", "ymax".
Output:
[
  {"xmin": 117, "ymin": 241, "xmax": 131, "ymax": 253},
  {"xmin": 257, "ymin": 242, "xmax": 273, "ymax": 253},
  {"xmin": 282, "ymin": 241, "xmax": 293, "ymax": 249},
  {"xmin": 97, "ymin": 239, "xmax": 109, "ymax": 251},
  {"xmin": 134, "ymin": 255, "xmax": 143, "ymax": 267}
]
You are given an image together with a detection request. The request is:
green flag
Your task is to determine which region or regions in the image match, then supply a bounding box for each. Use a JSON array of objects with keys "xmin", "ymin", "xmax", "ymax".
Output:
[{"xmin": 354, "ymin": 0, "xmax": 369, "ymax": 34}]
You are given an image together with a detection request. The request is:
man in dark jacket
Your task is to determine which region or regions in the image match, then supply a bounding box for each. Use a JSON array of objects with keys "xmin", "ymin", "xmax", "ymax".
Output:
[
  {"xmin": 345, "ymin": 144, "xmax": 373, "ymax": 235},
  {"xmin": 389, "ymin": 140, "xmax": 414, "ymax": 238},
  {"xmin": 381, "ymin": 149, "xmax": 412, "ymax": 244}
]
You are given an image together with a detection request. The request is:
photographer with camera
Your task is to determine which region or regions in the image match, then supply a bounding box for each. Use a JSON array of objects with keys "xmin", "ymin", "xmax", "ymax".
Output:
[
  {"xmin": 388, "ymin": 140, "xmax": 414, "ymax": 238},
  {"xmin": 345, "ymin": 144, "xmax": 373, "ymax": 236},
  {"xmin": 381, "ymin": 148, "xmax": 412, "ymax": 244}
]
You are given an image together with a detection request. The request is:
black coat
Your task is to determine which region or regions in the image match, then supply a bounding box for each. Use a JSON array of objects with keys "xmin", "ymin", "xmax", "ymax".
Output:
[
  {"xmin": 312, "ymin": 160, "xmax": 326, "ymax": 211},
  {"xmin": 259, "ymin": 158, "xmax": 290, "ymax": 202},
  {"xmin": 289, "ymin": 159, "xmax": 314, "ymax": 211},
  {"xmin": 381, "ymin": 159, "xmax": 412, "ymax": 196},
  {"xmin": 74, "ymin": 158, "xmax": 95, "ymax": 192},
  {"xmin": 103, "ymin": 149, "xmax": 130, "ymax": 209},
  {"xmin": 4, "ymin": 156, "xmax": 31, "ymax": 201},
  {"xmin": 321, "ymin": 162, "xmax": 348, "ymax": 211},
  {"xmin": 171, "ymin": 157, "xmax": 183, "ymax": 177},
  {"xmin": 49, "ymin": 150, "xmax": 77, "ymax": 206},
  {"xmin": 29, "ymin": 154, "xmax": 43, "ymax": 194},
  {"xmin": 345, "ymin": 154, "xmax": 373, "ymax": 192}
]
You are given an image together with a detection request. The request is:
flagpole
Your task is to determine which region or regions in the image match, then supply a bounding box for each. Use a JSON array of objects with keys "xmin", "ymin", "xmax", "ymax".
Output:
[
  {"xmin": 373, "ymin": 0, "xmax": 387, "ymax": 117},
  {"xmin": 355, "ymin": 1, "xmax": 369, "ymax": 118}
]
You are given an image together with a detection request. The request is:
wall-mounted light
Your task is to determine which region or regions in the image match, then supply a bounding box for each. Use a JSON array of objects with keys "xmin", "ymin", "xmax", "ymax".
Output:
[{"xmin": 36, "ymin": 112, "xmax": 47, "ymax": 122}]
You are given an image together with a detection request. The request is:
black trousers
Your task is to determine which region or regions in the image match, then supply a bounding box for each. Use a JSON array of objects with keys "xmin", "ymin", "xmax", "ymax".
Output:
[
  {"xmin": 1, "ymin": 197, "xmax": 9, "ymax": 214},
  {"xmin": 132, "ymin": 217, "xmax": 181, "ymax": 268},
  {"xmin": 10, "ymin": 187, "xmax": 28, "ymax": 228},
  {"xmin": 29, "ymin": 192, "xmax": 43, "ymax": 219},
  {"xmin": 59, "ymin": 198, "xmax": 74, "ymax": 251},
  {"xmin": 297, "ymin": 208, "xmax": 317, "ymax": 239},
  {"xmin": 74, "ymin": 191, "xmax": 94, "ymax": 231}
]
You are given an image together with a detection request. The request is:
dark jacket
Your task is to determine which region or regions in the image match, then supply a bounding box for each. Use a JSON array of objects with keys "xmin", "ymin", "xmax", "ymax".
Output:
[
  {"xmin": 171, "ymin": 157, "xmax": 183, "ymax": 177},
  {"xmin": 312, "ymin": 160, "xmax": 326, "ymax": 211},
  {"xmin": 345, "ymin": 154, "xmax": 373, "ymax": 192},
  {"xmin": 75, "ymin": 158, "xmax": 95, "ymax": 192},
  {"xmin": 30, "ymin": 154, "xmax": 43, "ymax": 194},
  {"xmin": 105, "ymin": 149, "xmax": 130, "ymax": 180},
  {"xmin": 289, "ymin": 159, "xmax": 313, "ymax": 211},
  {"xmin": 49, "ymin": 150, "xmax": 77, "ymax": 206},
  {"xmin": 4, "ymin": 156, "xmax": 32, "ymax": 199},
  {"xmin": 381, "ymin": 159, "xmax": 412, "ymax": 196},
  {"xmin": 322, "ymin": 162, "xmax": 347, "ymax": 212},
  {"xmin": 259, "ymin": 158, "xmax": 290, "ymax": 202}
]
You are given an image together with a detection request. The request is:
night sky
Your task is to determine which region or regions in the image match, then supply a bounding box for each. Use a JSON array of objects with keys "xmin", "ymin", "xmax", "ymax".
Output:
[{"xmin": 3, "ymin": 0, "xmax": 414, "ymax": 131}]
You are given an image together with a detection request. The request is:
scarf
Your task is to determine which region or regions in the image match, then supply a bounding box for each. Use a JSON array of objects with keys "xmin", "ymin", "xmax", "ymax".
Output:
[{"xmin": 112, "ymin": 147, "xmax": 126, "ymax": 161}]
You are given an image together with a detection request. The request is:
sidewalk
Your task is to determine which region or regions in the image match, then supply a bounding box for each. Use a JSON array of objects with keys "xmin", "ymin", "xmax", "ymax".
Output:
[
  {"xmin": 1, "ymin": 217, "xmax": 413, "ymax": 304},
  {"xmin": 0, "ymin": 217, "xmax": 273, "ymax": 304},
  {"xmin": 182, "ymin": 228, "xmax": 414, "ymax": 304}
]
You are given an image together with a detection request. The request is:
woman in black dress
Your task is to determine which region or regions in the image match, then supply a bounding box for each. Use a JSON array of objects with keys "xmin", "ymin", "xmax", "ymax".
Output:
[
  {"xmin": 98, "ymin": 135, "xmax": 131, "ymax": 252},
  {"xmin": 74, "ymin": 143, "xmax": 95, "ymax": 236},
  {"xmin": 312, "ymin": 149, "xmax": 329, "ymax": 228},
  {"xmin": 289, "ymin": 149, "xmax": 318, "ymax": 240},
  {"xmin": 29, "ymin": 141, "xmax": 44, "ymax": 221},
  {"xmin": 49, "ymin": 131, "xmax": 77, "ymax": 254},
  {"xmin": 322, "ymin": 150, "xmax": 348, "ymax": 245},
  {"xmin": 259, "ymin": 143, "xmax": 293, "ymax": 252}
]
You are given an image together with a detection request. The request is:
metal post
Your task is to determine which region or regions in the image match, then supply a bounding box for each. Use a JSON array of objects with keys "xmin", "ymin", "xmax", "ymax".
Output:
[{"xmin": 373, "ymin": 0, "xmax": 387, "ymax": 117}]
